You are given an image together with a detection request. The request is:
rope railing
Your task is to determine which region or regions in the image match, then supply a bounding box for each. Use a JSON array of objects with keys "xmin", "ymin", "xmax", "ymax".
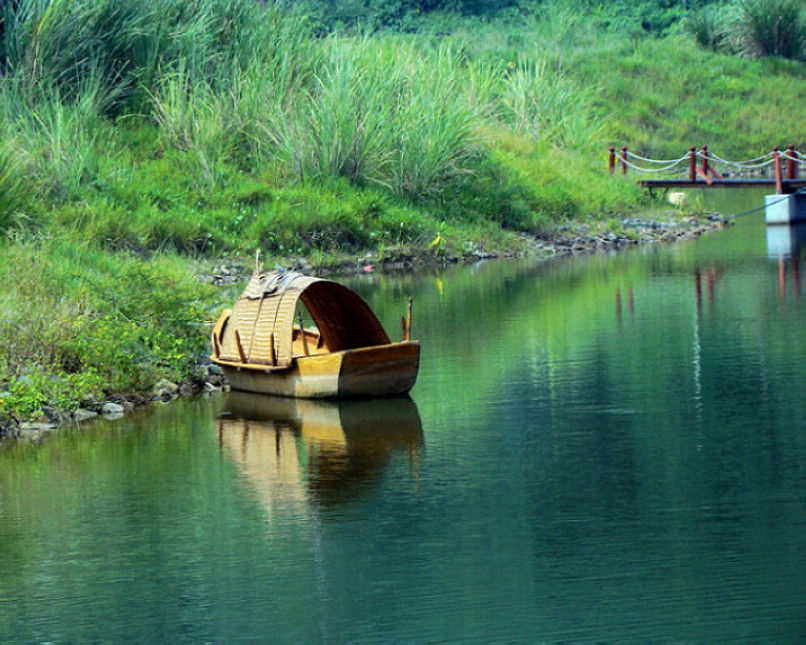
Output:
[
  {"xmin": 614, "ymin": 153, "xmax": 686, "ymax": 173},
  {"xmin": 624, "ymin": 150, "xmax": 690, "ymax": 165},
  {"xmin": 608, "ymin": 144, "xmax": 802, "ymax": 190},
  {"xmin": 704, "ymin": 151, "xmax": 774, "ymax": 166},
  {"xmin": 698, "ymin": 154, "xmax": 777, "ymax": 171}
]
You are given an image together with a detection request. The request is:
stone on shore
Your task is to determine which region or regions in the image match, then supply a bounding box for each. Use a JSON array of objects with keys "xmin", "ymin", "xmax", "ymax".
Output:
[
  {"xmin": 74, "ymin": 408, "xmax": 99, "ymax": 422},
  {"xmin": 152, "ymin": 379, "xmax": 180, "ymax": 401},
  {"xmin": 101, "ymin": 402, "xmax": 125, "ymax": 418}
]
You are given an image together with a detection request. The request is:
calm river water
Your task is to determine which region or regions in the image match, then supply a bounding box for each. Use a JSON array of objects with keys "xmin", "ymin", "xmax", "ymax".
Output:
[{"xmin": 1, "ymin": 198, "xmax": 804, "ymax": 640}]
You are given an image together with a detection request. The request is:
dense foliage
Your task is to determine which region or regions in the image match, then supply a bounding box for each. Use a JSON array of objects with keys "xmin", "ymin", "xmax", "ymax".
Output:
[{"xmin": 0, "ymin": 0, "xmax": 803, "ymax": 426}]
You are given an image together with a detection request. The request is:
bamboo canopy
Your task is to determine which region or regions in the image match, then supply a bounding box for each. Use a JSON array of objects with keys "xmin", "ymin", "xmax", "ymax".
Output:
[{"xmin": 217, "ymin": 271, "xmax": 391, "ymax": 369}]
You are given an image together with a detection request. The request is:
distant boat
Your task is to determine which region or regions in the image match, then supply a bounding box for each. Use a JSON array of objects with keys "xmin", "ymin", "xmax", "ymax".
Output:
[{"xmin": 210, "ymin": 270, "xmax": 420, "ymax": 399}]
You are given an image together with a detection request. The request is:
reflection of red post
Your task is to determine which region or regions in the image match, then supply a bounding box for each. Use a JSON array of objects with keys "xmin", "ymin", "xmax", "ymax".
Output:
[
  {"xmin": 615, "ymin": 288, "xmax": 622, "ymax": 324},
  {"xmin": 608, "ymin": 146, "xmax": 616, "ymax": 175},
  {"xmin": 621, "ymin": 146, "xmax": 628, "ymax": 175},
  {"xmin": 707, "ymin": 267, "xmax": 716, "ymax": 304},
  {"xmin": 773, "ymin": 146, "xmax": 783, "ymax": 194},
  {"xmin": 695, "ymin": 269, "xmax": 703, "ymax": 313},
  {"xmin": 689, "ymin": 146, "xmax": 697, "ymax": 182},
  {"xmin": 786, "ymin": 144, "xmax": 798, "ymax": 180},
  {"xmin": 779, "ymin": 255, "xmax": 786, "ymax": 304},
  {"xmin": 792, "ymin": 255, "xmax": 801, "ymax": 301}
]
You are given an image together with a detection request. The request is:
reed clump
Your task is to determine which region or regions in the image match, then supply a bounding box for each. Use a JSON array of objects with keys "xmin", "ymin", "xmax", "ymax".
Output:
[{"xmin": 731, "ymin": 0, "xmax": 804, "ymax": 60}]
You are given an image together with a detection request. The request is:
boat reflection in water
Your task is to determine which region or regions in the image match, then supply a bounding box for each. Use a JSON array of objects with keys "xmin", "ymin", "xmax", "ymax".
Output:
[{"xmin": 217, "ymin": 393, "xmax": 423, "ymax": 512}]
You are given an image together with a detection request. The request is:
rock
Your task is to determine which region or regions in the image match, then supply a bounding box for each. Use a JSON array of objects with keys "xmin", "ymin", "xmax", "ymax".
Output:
[
  {"xmin": 207, "ymin": 364, "xmax": 223, "ymax": 376},
  {"xmin": 73, "ymin": 408, "xmax": 99, "ymax": 422},
  {"xmin": 41, "ymin": 406, "xmax": 70, "ymax": 425},
  {"xmin": 0, "ymin": 417, "xmax": 20, "ymax": 439},
  {"xmin": 19, "ymin": 422, "xmax": 58, "ymax": 439},
  {"xmin": 178, "ymin": 382, "xmax": 197, "ymax": 397},
  {"xmin": 153, "ymin": 378, "xmax": 179, "ymax": 401},
  {"xmin": 101, "ymin": 402, "xmax": 125, "ymax": 417},
  {"xmin": 203, "ymin": 382, "xmax": 222, "ymax": 393}
]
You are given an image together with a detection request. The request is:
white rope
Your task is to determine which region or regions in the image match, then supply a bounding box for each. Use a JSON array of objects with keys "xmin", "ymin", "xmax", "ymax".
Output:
[
  {"xmin": 699, "ymin": 154, "xmax": 777, "ymax": 171},
  {"xmin": 613, "ymin": 148, "xmax": 801, "ymax": 175},
  {"xmin": 615, "ymin": 154, "xmax": 686, "ymax": 173},
  {"xmin": 625, "ymin": 150, "xmax": 690, "ymax": 164},
  {"xmin": 706, "ymin": 151, "xmax": 774, "ymax": 166}
]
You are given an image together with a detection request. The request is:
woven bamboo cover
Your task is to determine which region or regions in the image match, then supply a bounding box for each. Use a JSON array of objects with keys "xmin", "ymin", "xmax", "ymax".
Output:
[{"xmin": 218, "ymin": 271, "xmax": 390, "ymax": 368}]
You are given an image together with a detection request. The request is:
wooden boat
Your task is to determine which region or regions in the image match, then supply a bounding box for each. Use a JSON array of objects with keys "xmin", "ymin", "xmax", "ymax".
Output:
[{"xmin": 210, "ymin": 270, "xmax": 420, "ymax": 399}]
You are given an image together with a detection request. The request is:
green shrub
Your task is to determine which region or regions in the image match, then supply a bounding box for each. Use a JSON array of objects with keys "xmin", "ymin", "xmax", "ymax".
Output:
[
  {"xmin": 730, "ymin": 0, "xmax": 804, "ymax": 60},
  {"xmin": 687, "ymin": 5, "xmax": 733, "ymax": 52},
  {"xmin": 0, "ymin": 238, "xmax": 216, "ymax": 409}
]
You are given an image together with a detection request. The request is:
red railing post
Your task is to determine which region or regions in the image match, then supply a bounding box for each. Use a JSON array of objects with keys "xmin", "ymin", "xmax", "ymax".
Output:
[
  {"xmin": 608, "ymin": 146, "xmax": 615, "ymax": 175},
  {"xmin": 689, "ymin": 146, "xmax": 696, "ymax": 182},
  {"xmin": 621, "ymin": 146, "xmax": 628, "ymax": 175},
  {"xmin": 773, "ymin": 146, "xmax": 783, "ymax": 194},
  {"xmin": 786, "ymin": 143, "xmax": 798, "ymax": 180},
  {"xmin": 701, "ymin": 144, "xmax": 709, "ymax": 177}
]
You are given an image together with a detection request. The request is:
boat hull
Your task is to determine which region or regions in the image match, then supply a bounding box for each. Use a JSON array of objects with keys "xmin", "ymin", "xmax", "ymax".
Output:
[{"xmin": 216, "ymin": 341, "xmax": 420, "ymax": 399}]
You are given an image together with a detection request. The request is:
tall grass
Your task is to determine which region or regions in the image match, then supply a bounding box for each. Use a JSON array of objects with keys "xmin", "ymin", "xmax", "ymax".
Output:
[
  {"xmin": 0, "ymin": 135, "xmax": 26, "ymax": 232},
  {"xmin": 273, "ymin": 37, "xmax": 488, "ymax": 199},
  {"xmin": 500, "ymin": 55, "xmax": 601, "ymax": 147},
  {"xmin": 0, "ymin": 74, "xmax": 115, "ymax": 201},
  {"xmin": 686, "ymin": 5, "xmax": 733, "ymax": 52},
  {"xmin": 731, "ymin": 0, "xmax": 804, "ymax": 60},
  {"xmin": 151, "ymin": 70, "xmax": 235, "ymax": 188},
  {"xmin": 0, "ymin": 0, "xmax": 304, "ymax": 111}
]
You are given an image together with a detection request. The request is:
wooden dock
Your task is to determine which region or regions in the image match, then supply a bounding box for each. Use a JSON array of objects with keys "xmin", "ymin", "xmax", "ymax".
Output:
[
  {"xmin": 609, "ymin": 144, "xmax": 803, "ymax": 195},
  {"xmin": 640, "ymin": 178, "xmax": 806, "ymax": 194}
]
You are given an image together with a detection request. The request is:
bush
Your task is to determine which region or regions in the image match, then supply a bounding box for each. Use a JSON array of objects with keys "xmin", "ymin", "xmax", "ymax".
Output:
[
  {"xmin": 687, "ymin": 5, "xmax": 732, "ymax": 52},
  {"xmin": 730, "ymin": 0, "xmax": 804, "ymax": 60}
]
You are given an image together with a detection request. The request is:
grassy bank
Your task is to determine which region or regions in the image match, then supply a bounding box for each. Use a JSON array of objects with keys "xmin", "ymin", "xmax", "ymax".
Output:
[{"xmin": 0, "ymin": 0, "xmax": 803, "ymax": 430}]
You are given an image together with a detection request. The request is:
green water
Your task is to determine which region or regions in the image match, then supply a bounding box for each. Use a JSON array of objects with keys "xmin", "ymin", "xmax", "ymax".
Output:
[{"xmin": 1, "ymin": 208, "xmax": 804, "ymax": 641}]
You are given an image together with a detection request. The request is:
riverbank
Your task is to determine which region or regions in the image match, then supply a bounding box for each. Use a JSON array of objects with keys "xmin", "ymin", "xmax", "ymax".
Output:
[{"xmin": 0, "ymin": 211, "xmax": 732, "ymax": 443}]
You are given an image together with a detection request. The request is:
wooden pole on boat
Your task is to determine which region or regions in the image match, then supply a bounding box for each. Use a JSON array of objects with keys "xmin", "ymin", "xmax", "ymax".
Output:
[
  {"xmin": 297, "ymin": 311, "xmax": 310, "ymax": 356},
  {"xmin": 406, "ymin": 297, "xmax": 413, "ymax": 340},
  {"xmin": 212, "ymin": 331, "xmax": 221, "ymax": 358},
  {"xmin": 235, "ymin": 329, "xmax": 247, "ymax": 363}
]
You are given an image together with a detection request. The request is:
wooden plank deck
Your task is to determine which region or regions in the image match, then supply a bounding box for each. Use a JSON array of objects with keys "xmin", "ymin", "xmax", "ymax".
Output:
[{"xmin": 640, "ymin": 178, "xmax": 806, "ymax": 194}]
